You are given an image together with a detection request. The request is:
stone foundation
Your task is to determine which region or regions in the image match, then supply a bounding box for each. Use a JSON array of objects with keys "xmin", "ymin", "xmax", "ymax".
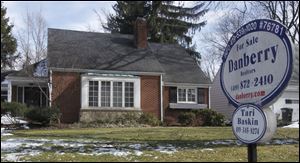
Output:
[{"xmin": 80, "ymin": 109, "xmax": 142, "ymax": 123}]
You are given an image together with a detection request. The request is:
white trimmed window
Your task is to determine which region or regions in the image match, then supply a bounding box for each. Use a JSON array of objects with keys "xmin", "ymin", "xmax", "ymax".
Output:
[
  {"xmin": 88, "ymin": 81, "xmax": 98, "ymax": 107},
  {"xmin": 101, "ymin": 81, "xmax": 111, "ymax": 107},
  {"xmin": 125, "ymin": 82, "xmax": 134, "ymax": 107},
  {"xmin": 1, "ymin": 84, "xmax": 8, "ymax": 102},
  {"xmin": 113, "ymin": 82, "xmax": 123, "ymax": 107},
  {"xmin": 177, "ymin": 88, "xmax": 197, "ymax": 103},
  {"xmin": 82, "ymin": 75, "xmax": 140, "ymax": 109}
]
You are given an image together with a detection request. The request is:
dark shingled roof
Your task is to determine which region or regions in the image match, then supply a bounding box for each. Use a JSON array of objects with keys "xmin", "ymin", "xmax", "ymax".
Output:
[
  {"xmin": 6, "ymin": 59, "xmax": 48, "ymax": 78},
  {"xmin": 48, "ymin": 29, "xmax": 164, "ymax": 73},
  {"xmin": 150, "ymin": 43, "xmax": 211, "ymax": 84},
  {"xmin": 48, "ymin": 28, "xmax": 211, "ymax": 84},
  {"xmin": 1, "ymin": 70, "xmax": 16, "ymax": 82}
]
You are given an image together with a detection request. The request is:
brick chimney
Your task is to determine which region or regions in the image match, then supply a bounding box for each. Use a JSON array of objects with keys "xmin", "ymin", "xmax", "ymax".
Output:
[{"xmin": 134, "ymin": 17, "xmax": 147, "ymax": 49}]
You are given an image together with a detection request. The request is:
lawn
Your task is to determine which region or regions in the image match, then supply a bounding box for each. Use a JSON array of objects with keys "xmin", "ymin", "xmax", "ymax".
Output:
[{"xmin": 1, "ymin": 127, "xmax": 299, "ymax": 162}]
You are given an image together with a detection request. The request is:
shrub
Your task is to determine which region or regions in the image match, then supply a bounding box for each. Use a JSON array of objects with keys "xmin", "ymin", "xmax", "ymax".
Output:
[
  {"xmin": 1, "ymin": 102, "xmax": 28, "ymax": 117},
  {"xmin": 178, "ymin": 112, "xmax": 196, "ymax": 126},
  {"xmin": 117, "ymin": 112, "xmax": 140, "ymax": 124},
  {"xmin": 25, "ymin": 106, "xmax": 60, "ymax": 126},
  {"xmin": 194, "ymin": 109, "xmax": 225, "ymax": 126},
  {"xmin": 163, "ymin": 116, "xmax": 180, "ymax": 126},
  {"xmin": 139, "ymin": 113, "xmax": 161, "ymax": 126}
]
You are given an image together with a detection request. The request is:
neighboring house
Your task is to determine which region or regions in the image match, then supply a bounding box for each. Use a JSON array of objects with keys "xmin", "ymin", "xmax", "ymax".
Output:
[
  {"xmin": 269, "ymin": 80, "xmax": 299, "ymax": 122},
  {"xmin": 210, "ymin": 70, "xmax": 235, "ymax": 120},
  {"xmin": 2, "ymin": 60, "xmax": 49, "ymax": 107},
  {"xmin": 3, "ymin": 18, "xmax": 212, "ymax": 123},
  {"xmin": 211, "ymin": 69, "xmax": 299, "ymax": 123},
  {"xmin": 1, "ymin": 70, "xmax": 16, "ymax": 102}
]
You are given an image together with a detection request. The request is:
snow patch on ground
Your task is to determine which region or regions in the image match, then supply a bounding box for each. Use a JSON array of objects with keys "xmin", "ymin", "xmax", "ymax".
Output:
[
  {"xmin": 155, "ymin": 144, "xmax": 177, "ymax": 154},
  {"xmin": 201, "ymin": 148, "xmax": 214, "ymax": 152},
  {"xmin": 1, "ymin": 136, "xmax": 298, "ymax": 161},
  {"xmin": 2, "ymin": 150, "xmax": 41, "ymax": 162},
  {"xmin": 282, "ymin": 121, "xmax": 299, "ymax": 128},
  {"xmin": 1, "ymin": 114, "xmax": 28, "ymax": 125}
]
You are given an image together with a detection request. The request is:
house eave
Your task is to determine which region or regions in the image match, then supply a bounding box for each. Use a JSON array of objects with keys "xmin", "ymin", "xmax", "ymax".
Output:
[
  {"xmin": 49, "ymin": 67, "xmax": 165, "ymax": 76},
  {"xmin": 5, "ymin": 76, "xmax": 48, "ymax": 83},
  {"xmin": 163, "ymin": 82, "xmax": 211, "ymax": 88}
]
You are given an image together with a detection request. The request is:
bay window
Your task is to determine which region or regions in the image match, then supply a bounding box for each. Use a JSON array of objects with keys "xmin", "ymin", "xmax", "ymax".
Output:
[{"xmin": 83, "ymin": 75, "xmax": 140, "ymax": 109}]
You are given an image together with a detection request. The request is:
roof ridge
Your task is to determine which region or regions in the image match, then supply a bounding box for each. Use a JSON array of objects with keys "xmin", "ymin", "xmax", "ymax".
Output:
[{"xmin": 48, "ymin": 28, "xmax": 134, "ymax": 38}]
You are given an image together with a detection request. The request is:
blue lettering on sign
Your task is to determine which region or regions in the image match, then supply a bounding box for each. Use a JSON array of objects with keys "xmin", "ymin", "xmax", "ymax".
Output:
[
  {"xmin": 220, "ymin": 19, "xmax": 293, "ymax": 108},
  {"xmin": 228, "ymin": 45, "xmax": 278, "ymax": 73}
]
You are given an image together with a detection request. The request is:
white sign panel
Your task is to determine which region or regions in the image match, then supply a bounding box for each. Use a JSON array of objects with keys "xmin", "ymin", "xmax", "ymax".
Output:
[
  {"xmin": 220, "ymin": 19, "xmax": 293, "ymax": 107},
  {"xmin": 232, "ymin": 104, "xmax": 266, "ymax": 144}
]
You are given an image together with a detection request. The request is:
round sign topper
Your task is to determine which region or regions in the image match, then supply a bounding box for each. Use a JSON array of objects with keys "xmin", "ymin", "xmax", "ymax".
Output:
[
  {"xmin": 232, "ymin": 104, "xmax": 267, "ymax": 144},
  {"xmin": 220, "ymin": 19, "xmax": 293, "ymax": 107}
]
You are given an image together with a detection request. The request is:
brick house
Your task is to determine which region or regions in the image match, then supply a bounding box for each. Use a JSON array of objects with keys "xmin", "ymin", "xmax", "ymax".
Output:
[{"xmin": 2, "ymin": 18, "xmax": 212, "ymax": 123}]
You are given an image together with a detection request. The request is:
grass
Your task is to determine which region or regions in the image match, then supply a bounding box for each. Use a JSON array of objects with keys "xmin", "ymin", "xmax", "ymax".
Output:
[
  {"xmin": 12, "ymin": 127, "xmax": 299, "ymax": 142},
  {"xmin": 17, "ymin": 144, "xmax": 298, "ymax": 162},
  {"xmin": 3, "ymin": 127, "xmax": 299, "ymax": 162}
]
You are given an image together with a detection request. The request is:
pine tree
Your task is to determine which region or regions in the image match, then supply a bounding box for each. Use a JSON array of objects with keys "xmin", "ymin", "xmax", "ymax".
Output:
[
  {"xmin": 103, "ymin": 1, "xmax": 151, "ymax": 34},
  {"xmin": 103, "ymin": 1, "xmax": 208, "ymax": 49},
  {"xmin": 1, "ymin": 2, "xmax": 17, "ymax": 70}
]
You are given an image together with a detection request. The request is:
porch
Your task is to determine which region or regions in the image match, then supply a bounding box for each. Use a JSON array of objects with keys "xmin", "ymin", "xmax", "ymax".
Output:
[{"xmin": 3, "ymin": 77, "xmax": 49, "ymax": 108}]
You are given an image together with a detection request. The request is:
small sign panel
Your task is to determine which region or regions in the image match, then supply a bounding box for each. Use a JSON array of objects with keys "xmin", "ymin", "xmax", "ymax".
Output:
[
  {"xmin": 220, "ymin": 19, "xmax": 293, "ymax": 107},
  {"xmin": 232, "ymin": 104, "xmax": 267, "ymax": 144}
]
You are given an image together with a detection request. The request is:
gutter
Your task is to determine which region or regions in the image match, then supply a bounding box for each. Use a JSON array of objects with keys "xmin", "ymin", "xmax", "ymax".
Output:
[
  {"xmin": 160, "ymin": 74, "xmax": 163, "ymax": 122},
  {"xmin": 49, "ymin": 70, "xmax": 52, "ymax": 107},
  {"xmin": 49, "ymin": 67, "xmax": 165, "ymax": 76},
  {"xmin": 208, "ymin": 86, "xmax": 211, "ymax": 108},
  {"xmin": 164, "ymin": 82, "xmax": 211, "ymax": 88}
]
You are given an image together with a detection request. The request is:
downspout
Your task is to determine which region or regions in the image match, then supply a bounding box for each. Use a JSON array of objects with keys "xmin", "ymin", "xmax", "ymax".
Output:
[
  {"xmin": 208, "ymin": 86, "xmax": 211, "ymax": 108},
  {"xmin": 49, "ymin": 69, "xmax": 52, "ymax": 107},
  {"xmin": 160, "ymin": 74, "xmax": 163, "ymax": 122},
  {"xmin": 8, "ymin": 80, "xmax": 12, "ymax": 102}
]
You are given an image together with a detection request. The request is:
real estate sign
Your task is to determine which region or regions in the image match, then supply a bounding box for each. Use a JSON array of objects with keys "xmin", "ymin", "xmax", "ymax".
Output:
[
  {"xmin": 232, "ymin": 104, "xmax": 266, "ymax": 144},
  {"xmin": 220, "ymin": 19, "xmax": 293, "ymax": 145},
  {"xmin": 220, "ymin": 19, "xmax": 293, "ymax": 108}
]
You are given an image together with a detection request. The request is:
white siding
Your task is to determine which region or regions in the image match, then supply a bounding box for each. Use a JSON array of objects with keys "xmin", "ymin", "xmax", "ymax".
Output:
[
  {"xmin": 210, "ymin": 70, "xmax": 235, "ymax": 120},
  {"xmin": 270, "ymin": 84, "xmax": 299, "ymax": 122}
]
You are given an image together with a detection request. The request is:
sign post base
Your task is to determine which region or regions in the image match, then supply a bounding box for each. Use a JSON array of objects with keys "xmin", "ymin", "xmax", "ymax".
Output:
[{"xmin": 248, "ymin": 143, "xmax": 257, "ymax": 162}]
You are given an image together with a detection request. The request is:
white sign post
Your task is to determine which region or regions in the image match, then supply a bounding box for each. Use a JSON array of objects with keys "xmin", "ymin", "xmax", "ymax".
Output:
[{"xmin": 220, "ymin": 19, "xmax": 294, "ymax": 162}]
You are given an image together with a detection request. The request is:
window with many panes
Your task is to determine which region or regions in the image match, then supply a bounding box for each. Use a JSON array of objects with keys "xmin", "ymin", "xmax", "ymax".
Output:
[
  {"xmin": 113, "ymin": 82, "xmax": 122, "ymax": 107},
  {"xmin": 1, "ymin": 90, "xmax": 8, "ymax": 102},
  {"xmin": 86, "ymin": 81, "xmax": 135, "ymax": 108},
  {"xmin": 101, "ymin": 81, "xmax": 110, "ymax": 107},
  {"xmin": 88, "ymin": 81, "xmax": 98, "ymax": 107},
  {"xmin": 177, "ymin": 88, "xmax": 196, "ymax": 103},
  {"xmin": 285, "ymin": 99, "xmax": 299, "ymax": 104},
  {"xmin": 1, "ymin": 83, "xmax": 8, "ymax": 101},
  {"xmin": 125, "ymin": 82, "xmax": 134, "ymax": 107}
]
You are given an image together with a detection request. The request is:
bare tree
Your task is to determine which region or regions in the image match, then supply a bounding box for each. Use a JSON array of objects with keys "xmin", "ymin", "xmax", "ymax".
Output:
[
  {"xmin": 199, "ymin": 1, "xmax": 299, "ymax": 80},
  {"xmin": 17, "ymin": 8, "xmax": 47, "ymax": 68},
  {"xmin": 252, "ymin": 1, "xmax": 299, "ymax": 44},
  {"xmin": 292, "ymin": 45, "xmax": 299, "ymax": 81},
  {"xmin": 200, "ymin": 8, "xmax": 254, "ymax": 80}
]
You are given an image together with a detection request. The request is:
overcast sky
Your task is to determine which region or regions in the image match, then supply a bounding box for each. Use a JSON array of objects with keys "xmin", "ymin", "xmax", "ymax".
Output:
[
  {"xmin": 3, "ymin": 1, "xmax": 116, "ymax": 32},
  {"xmin": 3, "ymin": 1, "xmax": 228, "ymax": 72},
  {"xmin": 3, "ymin": 1, "xmax": 226, "ymax": 43}
]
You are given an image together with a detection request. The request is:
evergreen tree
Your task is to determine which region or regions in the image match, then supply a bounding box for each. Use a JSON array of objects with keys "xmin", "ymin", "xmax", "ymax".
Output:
[
  {"xmin": 1, "ymin": 2, "xmax": 17, "ymax": 70},
  {"xmin": 103, "ymin": 1, "xmax": 208, "ymax": 50},
  {"xmin": 103, "ymin": 1, "xmax": 151, "ymax": 34}
]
